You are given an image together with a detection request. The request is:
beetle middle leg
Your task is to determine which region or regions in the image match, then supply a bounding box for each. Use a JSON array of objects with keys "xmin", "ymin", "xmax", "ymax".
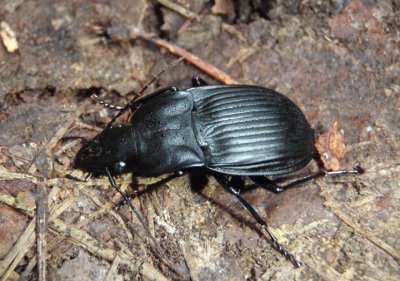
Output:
[
  {"xmin": 192, "ymin": 76, "xmax": 208, "ymax": 87},
  {"xmin": 250, "ymin": 166, "xmax": 363, "ymax": 194},
  {"xmin": 213, "ymin": 173, "xmax": 303, "ymax": 268}
]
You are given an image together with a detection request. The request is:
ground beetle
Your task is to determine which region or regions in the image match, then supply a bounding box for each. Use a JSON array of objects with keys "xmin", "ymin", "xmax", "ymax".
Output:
[{"xmin": 74, "ymin": 76, "xmax": 362, "ymax": 267}]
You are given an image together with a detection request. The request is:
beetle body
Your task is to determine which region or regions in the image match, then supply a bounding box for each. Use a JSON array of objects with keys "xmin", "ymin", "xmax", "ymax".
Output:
[
  {"xmin": 75, "ymin": 85, "xmax": 315, "ymax": 177},
  {"xmin": 74, "ymin": 81, "xmax": 363, "ymax": 268}
]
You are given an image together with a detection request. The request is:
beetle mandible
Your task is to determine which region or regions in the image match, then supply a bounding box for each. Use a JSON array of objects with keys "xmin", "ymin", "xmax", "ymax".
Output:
[{"xmin": 74, "ymin": 76, "xmax": 362, "ymax": 267}]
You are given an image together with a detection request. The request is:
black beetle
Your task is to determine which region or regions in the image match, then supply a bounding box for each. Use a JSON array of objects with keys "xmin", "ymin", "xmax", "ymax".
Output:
[{"xmin": 74, "ymin": 76, "xmax": 362, "ymax": 267}]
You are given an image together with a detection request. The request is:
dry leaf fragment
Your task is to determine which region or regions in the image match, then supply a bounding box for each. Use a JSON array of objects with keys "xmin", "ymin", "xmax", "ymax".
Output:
[{"xmin": 315, "ymin": 122, "xmax": 346, "ymax": 171}]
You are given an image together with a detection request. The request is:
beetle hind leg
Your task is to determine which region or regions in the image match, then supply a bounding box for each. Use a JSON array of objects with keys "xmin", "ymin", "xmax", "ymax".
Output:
[
  {"xmin": 213, "ymin": 174, "xmax": 302, "ymax": 268},
  {"xmin": 250, "ymin": 166, "xmax": 363, "ymax": 194}
]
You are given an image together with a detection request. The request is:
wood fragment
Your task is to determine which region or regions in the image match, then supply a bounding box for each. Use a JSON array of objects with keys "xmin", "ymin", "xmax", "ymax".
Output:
[
  {"xmin": 158, "ymin": 0, "xmax": 199, "ymax": 20},
  {"xmin": 0, "ymin": 21, "xmax": 18, "ymax": 53},
  {"xmin": 177, "ymin": 3, "xmax": 210, "ymax": 35},
  {"xmin": 105, "ymin": 254, "xmax": 121, "ymax": 281},
  {"xmin": 0, "ymin": 187, "xmax": 57, "ymax": 281},
  {"xmin": 302, "ymin": 255, "xmax": 353, "ymax": 281},
  {"xmin": 0, "ymin": 190, "xmax": 171, "ymax": 281},
  {"xmin": 0, "ymin": 218, "xmax": 36, "ymax": 281}
]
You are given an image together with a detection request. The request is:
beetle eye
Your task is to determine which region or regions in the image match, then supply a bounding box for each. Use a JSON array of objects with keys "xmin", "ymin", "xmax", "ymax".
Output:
[{"xmin": 112, "ymin": 161, "xmax": 126, "ymax": 173}]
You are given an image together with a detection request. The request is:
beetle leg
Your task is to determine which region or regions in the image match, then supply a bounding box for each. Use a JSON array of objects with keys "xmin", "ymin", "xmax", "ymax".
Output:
[
  {"xmin": 213, "ymin": 173, "xmax": 303, "ymax": 268},
  {"xmin": 192, "ymin": 76, "xmax": 208, "ymax": 87},
  {"xmin": 249, "ymin": 177, "xmax": 286, "ymax": 193},
  {"xmin": 105, "ymin": 168, "xmax": 165, "ymax": 255},
  {"xmin": 250, "ymin": 166, "xmax": 363, "ymax": 193},
  {"xmin": 115, "ymin": 171, "xmax": 185, "ymax": 209},
  {"xmin": 62, "ymin": 136, "xmax": 89, "ymax": 144}
]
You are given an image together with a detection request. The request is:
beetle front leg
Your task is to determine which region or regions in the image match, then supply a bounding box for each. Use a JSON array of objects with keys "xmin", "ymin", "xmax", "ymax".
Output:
[
  {"xmin": 105, "ymin": 168, "xmax": 165, "ymax": 255},
  {"xmin": 250, "ymin": 166, "xmax": 363, "ymax": 194},
  {"xmin": 213, "ymin": 173, "xmax": 302, "ymax": 268},
  {"xmin": 115, "ymin": 171, "xmax": 185, "ymax": 209}
]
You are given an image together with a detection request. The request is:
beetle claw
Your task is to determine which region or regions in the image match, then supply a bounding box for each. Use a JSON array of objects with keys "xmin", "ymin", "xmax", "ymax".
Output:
[
  {"xmin": 114, "ymin": 192, "xmax": 137, "ymax": 210},
  {"xmin": 354, "ymin": 165, "xmax": 365, "ymax": 174}
]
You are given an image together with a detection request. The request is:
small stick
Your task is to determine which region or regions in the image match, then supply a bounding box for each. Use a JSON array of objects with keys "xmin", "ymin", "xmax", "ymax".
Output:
[{"xmin": 99, "ymin": 25, "xmax": 239, "ymax": 85}]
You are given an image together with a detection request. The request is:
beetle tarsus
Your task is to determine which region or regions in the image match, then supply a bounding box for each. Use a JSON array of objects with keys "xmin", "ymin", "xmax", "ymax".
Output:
[
  {"xmin": 324, "ymin": 167, "xmax": 365, "ymax": 176},
  {"xmin": 261, "ymin": 225, "xmax": 303, "ymax": 268},
  {"xmin": 251, "ymin": 165, "xmax": 364, "ymax": 193}
]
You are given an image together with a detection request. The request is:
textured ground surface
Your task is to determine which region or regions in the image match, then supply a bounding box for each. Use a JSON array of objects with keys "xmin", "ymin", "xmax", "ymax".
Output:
[{"xmin": 0, "ymin": 1, "xmax": 399, "ymax": 280}]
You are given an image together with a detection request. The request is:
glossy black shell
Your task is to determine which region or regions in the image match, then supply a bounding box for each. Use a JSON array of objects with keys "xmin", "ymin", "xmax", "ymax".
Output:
[{"xmin": 131, "ymin": 85, "xmax": 315, "ymax": 176}]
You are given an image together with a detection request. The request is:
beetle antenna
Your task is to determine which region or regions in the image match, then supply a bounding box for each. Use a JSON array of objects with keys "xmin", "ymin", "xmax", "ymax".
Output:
[
  {"xmin": 138, "ymin": 56, "xmax": 185, "ymax": 96},
  {"xmin": 106, "ymin": 56, "xmax": 185, "ymax": 127},
  {"xmin": 91, "ymin": 93, "xmax": 125, "ymax": 110},
  {"xmin": 61, "ymin": 136, "xmax": 89, "ymax": 144}
]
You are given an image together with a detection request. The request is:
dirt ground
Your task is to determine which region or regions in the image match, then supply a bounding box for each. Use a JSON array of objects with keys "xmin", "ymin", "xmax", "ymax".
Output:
[{"xmin": 0, "ymin": 1, "xmax": 399, "ymax": 281}]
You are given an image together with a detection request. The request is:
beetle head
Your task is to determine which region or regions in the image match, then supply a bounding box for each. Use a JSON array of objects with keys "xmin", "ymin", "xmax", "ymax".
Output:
[{"xmin": 74, "ymin": 125, "xmax": 136, "ymax": 174}]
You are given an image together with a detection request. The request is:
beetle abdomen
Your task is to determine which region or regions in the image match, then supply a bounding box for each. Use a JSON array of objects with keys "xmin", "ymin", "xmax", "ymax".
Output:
[{"xmin": 190, "ymin": 86, "xmax": 315, "ymax": 176}]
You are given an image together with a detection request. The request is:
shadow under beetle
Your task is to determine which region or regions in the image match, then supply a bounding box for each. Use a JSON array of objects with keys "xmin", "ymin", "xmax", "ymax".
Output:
[{"xmin": 74, "ymin": 76, "xmax": 362, "ymax": 267}]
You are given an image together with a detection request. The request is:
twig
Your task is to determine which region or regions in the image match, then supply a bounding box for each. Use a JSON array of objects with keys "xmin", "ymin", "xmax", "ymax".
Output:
[
  {"xmin": 33, "ymin": 184, "xmax": 48, "ymax": 281},
  {"xmin": 141, "ymin": 34, "xmax": 238, "ymax": 84},
  {"xmin": 102, "ymin": 25, "xmax": 239, "ymax": 85}
]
